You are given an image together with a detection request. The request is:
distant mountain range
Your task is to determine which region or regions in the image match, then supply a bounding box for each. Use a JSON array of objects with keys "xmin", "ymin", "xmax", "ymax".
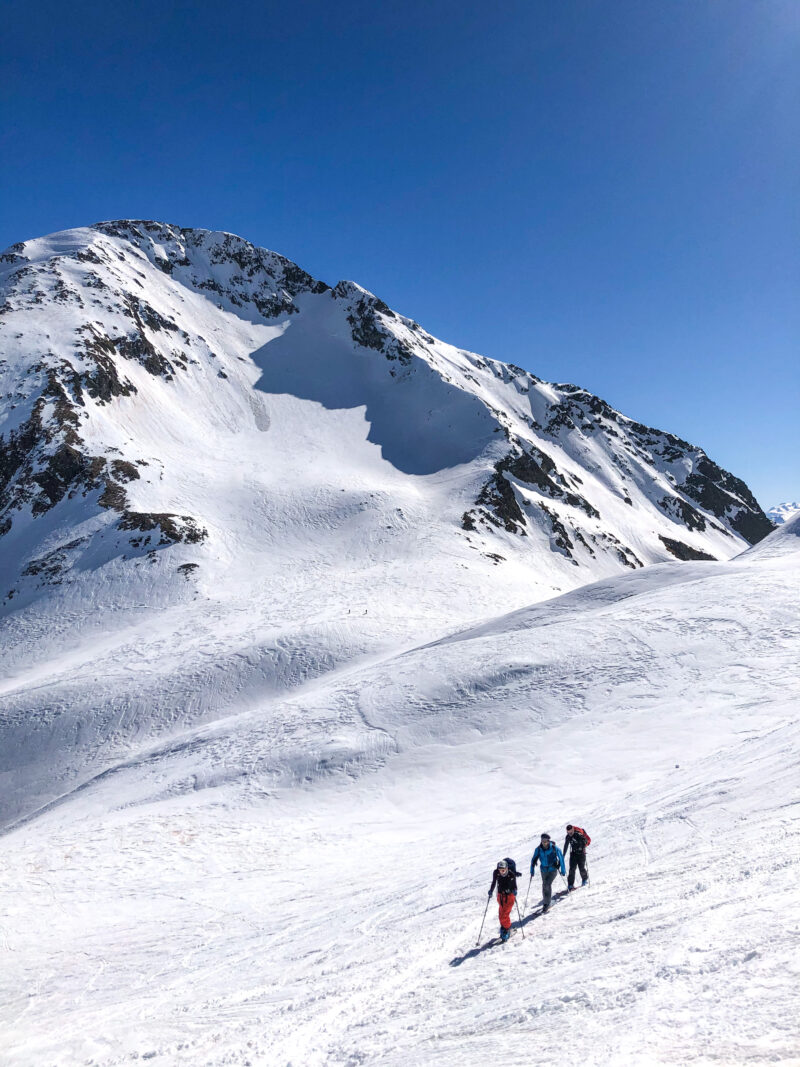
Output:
[{"xmin": 767, "ymin": 502, "xmax": 800, "ymax": 526}]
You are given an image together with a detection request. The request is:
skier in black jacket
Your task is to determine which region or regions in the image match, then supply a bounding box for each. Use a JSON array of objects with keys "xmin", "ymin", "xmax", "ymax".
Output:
[
  {"xmin": 563, "ymin": 824, "xmax": 590, "ymax": 890},
  {"xmin": 488, "ymin": 859, "xmax": 518, "ymax": 942}
]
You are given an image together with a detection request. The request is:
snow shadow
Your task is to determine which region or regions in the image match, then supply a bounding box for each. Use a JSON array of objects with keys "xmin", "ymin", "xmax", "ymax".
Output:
[
  {"xmin": 450, "ymin": 890, "xmax": 571, "ymax": 963},
  {"xmin": 249, "ymin": 299, "xmax": 497, "ymax": 476},
  {"xmin": 518, "ymin": 888, "xmax": 570, "ymax": 928},
  {"xmin": 449, "ymin": 937, "xmax": 507, "ymax": 966}
]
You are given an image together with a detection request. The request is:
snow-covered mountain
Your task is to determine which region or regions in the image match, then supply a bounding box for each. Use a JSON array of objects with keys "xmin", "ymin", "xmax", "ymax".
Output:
[
  {"xmin": 0, "ymin": 219, "xmax": 775, "ymax": 825},
  {"xmin": 0, "ymin": 222, "xmax": 796, "ymax": 1066},
  {"xmin": 0, "ymin": 220, "xmax": 771, "ymax": 612},
  {"xmin": 767, "ymin": 501, "xmax": 800, "ymax": 525}
]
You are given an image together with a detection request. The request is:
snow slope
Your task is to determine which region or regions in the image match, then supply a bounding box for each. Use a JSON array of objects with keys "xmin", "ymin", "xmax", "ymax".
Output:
[
  {"xmin": 0, "ymin": 220, "xmax": 774, "ymax": 827},
  {"xmin": 0, "ymin": 518, "xmax": 797, "ymax": 1066}
]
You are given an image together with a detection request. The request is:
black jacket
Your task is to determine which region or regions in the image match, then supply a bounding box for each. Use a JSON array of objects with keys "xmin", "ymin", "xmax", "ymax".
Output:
[
  {"xmin": 563, "ymin": 829, "xmax": 588, "ymax": 856},
  {"xmin": 489, "ymin": 867, "xmax": 519, "ymax": 896}
]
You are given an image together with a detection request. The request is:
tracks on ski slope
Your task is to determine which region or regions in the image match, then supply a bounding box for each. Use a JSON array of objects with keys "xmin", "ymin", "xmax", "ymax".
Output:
[{"xmin": 1, "ymin": 716, "xmax": 798, "ymax": 1066}]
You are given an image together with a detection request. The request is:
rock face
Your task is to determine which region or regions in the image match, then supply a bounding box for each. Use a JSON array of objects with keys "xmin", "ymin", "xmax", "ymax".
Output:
[{"xmin": 0, "ymin": 220, "xmax": 772, "ymax": 612}]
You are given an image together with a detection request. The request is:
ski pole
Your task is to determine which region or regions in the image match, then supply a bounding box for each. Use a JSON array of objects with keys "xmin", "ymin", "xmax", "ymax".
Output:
[
  {"xmin": 523, "ymin": 874, "xmax": 533, "ymax": 912},
  {"xmin": 514, "ymin": 897, "xmax": 526, "ymax": 939},
  {"xmin": 476, "ymin": 894, "xmax": 492, "ymax": 946}
]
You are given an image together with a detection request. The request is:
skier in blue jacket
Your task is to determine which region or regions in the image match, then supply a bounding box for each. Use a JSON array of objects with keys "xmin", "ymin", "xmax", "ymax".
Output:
[{"xmin": 530, "ymin": 832, "xmax": 565, "ymax": 913}]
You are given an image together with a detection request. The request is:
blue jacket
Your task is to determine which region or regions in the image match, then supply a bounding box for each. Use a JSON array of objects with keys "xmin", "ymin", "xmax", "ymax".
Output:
[{"xmin": 531, "ymin": 843, "xmax": 565, "ymax": 876}]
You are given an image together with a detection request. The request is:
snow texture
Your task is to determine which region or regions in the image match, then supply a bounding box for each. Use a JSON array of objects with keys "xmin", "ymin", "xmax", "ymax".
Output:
[{"xmin": 0, "ymin": 223, "xmax": 797, "ymax": 1066}]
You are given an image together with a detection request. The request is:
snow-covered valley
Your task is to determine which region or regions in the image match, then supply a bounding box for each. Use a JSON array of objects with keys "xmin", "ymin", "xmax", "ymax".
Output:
[{"xmin": 0, "ymin": 222, "xmax": 798, "ymax": 1065}]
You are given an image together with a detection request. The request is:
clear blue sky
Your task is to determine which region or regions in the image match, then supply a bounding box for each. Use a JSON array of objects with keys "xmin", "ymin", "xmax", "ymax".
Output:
[{"xmin": 3, "ymin": 0, "xmax": 798, "ymax": 506}]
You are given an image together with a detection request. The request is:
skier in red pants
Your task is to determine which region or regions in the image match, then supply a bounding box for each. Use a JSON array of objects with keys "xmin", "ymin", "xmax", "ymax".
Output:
[{"xmin": 488, "ymin": 858, "xmax": 519, "ymax": 942}]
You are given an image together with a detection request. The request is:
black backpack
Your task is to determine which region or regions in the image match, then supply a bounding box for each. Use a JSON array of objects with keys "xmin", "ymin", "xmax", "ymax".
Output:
[{"xmin": 503, "ymin": 857, "xmax": 518, "ymax": 876}]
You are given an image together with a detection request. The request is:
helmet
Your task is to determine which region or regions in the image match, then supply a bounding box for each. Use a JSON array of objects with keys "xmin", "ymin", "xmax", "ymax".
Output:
[{"xmin": 497, "ymin": 859, "xmax": 508, "ymax": 870}]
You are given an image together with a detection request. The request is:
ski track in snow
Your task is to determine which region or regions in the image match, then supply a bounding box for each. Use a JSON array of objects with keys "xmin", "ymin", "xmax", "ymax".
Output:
[
  {"xmin": 1, "ymin": 722, "xmax": 798, "ymax": 1066},
  {"xmin": 0, "ymin": 524, "xmax": 799, "ymax": 1065}
]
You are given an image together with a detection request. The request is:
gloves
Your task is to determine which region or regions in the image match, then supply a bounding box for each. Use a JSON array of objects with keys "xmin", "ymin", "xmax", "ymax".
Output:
[{"xmin": 488, "ymin": 889, "xmax": 493, "ymax": 898}]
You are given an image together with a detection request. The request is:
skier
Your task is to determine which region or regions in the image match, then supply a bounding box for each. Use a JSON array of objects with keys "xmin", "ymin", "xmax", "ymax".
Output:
[
  {"xmin": 487, "ymin": 858, "xmax": 519, "ymax": 942},
  {"xmin": 530, "ymin": 833, "xmax": 565, "ymax": 913},
  {"xmin": 563, "ymin": 824, "xmax": 591, "ymax": 890}
]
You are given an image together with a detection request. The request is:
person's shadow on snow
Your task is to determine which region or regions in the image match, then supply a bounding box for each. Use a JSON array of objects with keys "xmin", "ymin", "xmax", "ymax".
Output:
[
  {"xmin": 449, "ymin": 938, "xmax": 504, "ymax": 965},
  {"xmin": 449, "ymin": 890, "xmax": 570, "ymax": 966}
]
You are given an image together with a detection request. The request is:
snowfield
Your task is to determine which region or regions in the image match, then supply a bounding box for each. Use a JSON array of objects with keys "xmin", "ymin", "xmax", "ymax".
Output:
[
  {"xmin": 0, "ymin": 222, "xmax": 796, "ymax": 1065},
  {"xmin": 1, "ymin": 519, "xmax": 798, "ymax": 1066}
]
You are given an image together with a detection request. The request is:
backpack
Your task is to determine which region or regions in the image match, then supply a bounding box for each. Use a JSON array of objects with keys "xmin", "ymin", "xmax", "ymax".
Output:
[
  {"xmin": 503, "ymin": 857, "xmax": 518, "ymax": 876},
  {"xmin": 572, "ymin": 827, "xmax": 591, "ymax": 846}
]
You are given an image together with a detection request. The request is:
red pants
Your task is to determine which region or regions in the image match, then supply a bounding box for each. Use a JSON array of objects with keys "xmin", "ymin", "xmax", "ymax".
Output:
[{"xmin": 497, "ymin": 892, "xmax": 515, "ymax": 930}]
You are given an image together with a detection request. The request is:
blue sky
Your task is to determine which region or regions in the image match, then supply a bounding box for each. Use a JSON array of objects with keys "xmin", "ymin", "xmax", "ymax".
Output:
[{"xmin": 3, "ymin": 0, "xmax": 797, "ymax": 506}]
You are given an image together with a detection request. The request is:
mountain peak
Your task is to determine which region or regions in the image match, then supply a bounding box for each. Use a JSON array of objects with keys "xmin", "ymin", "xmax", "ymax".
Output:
[
  {"xmin": 767, "ymin": 501, "xmax": 800, "ymax": 526},
  {"xmin": 0, "ymin": 221, "xmax": 773, "ymax": 622}
]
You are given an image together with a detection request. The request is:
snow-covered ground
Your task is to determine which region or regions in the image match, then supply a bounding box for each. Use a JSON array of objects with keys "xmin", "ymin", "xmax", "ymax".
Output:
[{"xmin": 1, "ymin": 518, "xmax": 798, "ymax": 1066}]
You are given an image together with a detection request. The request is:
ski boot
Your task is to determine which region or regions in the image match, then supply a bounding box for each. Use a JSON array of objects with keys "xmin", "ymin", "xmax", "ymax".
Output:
[
  {"xmin": 567, "ymin": 885, "xmax": 576, "ymax": 892},
  {"xmin": 582, "ymin": 878, "xmax": 589, "ymax": 887},
  {"xmin": 500, "ymin": 927, "xmax": 510, "ymax": 942}
]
